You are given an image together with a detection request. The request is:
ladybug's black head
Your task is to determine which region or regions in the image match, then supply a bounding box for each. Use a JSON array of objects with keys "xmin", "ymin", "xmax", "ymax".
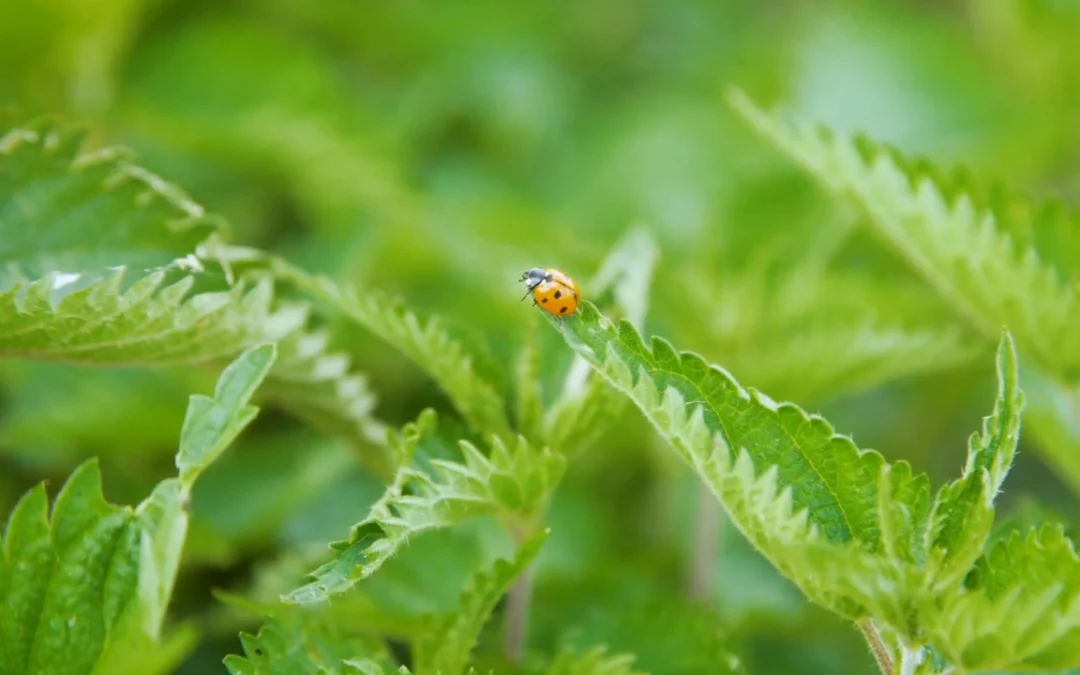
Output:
[{"xmin": 520, "ymin": 267, "xmax": 547, "ymax": 289}]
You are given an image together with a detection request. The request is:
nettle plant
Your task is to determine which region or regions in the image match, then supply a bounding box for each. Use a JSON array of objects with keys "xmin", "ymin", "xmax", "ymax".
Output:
[{"xmin": 1, "ymin": 82, "xmax": 1079, "ymax": 675}]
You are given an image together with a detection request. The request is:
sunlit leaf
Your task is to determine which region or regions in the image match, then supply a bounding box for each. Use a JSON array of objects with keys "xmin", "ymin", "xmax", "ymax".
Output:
[{"xmin": 550, "ymin": 302, "xmax": 1021, "ymax": 648}]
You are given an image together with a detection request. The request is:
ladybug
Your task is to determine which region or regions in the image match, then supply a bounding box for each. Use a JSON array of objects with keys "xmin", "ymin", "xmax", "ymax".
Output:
[{"xmin": 520, "ymin": 267, "xmax": 580, "ymax": 317}]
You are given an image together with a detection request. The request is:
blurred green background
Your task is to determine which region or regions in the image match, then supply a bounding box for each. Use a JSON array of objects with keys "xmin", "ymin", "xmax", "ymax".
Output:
[{"xmin": 3, "ymin": 0, "xmax": 1080, "ymax": 673}]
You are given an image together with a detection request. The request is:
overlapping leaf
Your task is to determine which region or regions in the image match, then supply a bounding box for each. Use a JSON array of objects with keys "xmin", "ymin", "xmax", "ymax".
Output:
[
  {"xmin": 0, "ymin": 113, "xmax": 218, "ymax": 286},
  {"xmin": 0, "ymin": 114, "xmax": 385, "ymax": 464},
  {"xmin": 727, "ymin": 87, "xmax": 1080, "ymax": 381},
  {"xmin": 550, "ymin": 302, "xmax": 1022, "ymax": 648},
  {"xmin": 0, "ymin": 343, "xmax": 276, "ymax": 675},
  {"xmin": 0, "ymin": 113, "xmax": 284, "ymax": 365},
  {"xmin": 924, "ymin": 523, "xmax": 1080, "ymax": 671},
  {"xmin": 285, "ymin": 411, "xmax": 564, "ymax": 604}
]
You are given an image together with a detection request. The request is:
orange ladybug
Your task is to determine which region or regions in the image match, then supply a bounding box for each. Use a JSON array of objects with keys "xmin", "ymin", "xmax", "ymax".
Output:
[{"xmin": 520, "ymin": 267, "xmax": 580, "ymax": 317}]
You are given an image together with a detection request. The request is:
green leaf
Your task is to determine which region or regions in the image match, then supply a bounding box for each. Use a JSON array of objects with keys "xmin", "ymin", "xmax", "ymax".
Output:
[
  {"xmin": 726, "ymin": 86, "xmax": 1080, "ymax": 381},
  {"xmin": 542, "ymin": 647, "xmax": 645, "ymax": 675},
  {"xmin": 176, "ymin": 342, "xmax": 276, "ymax": 489},
  {"xmin": 923, "ymin": 330, "xmax": 1024, "ymax": 591},
  {"xmin": 0, "ymin": 114, "xmax": 308, "ymax": 366},
  {"xmin": 0, "ymin": 267, "xmax": 292, "ymax": 365},
  {"xmin": 0, "ymin": 114, "xmax": 218, "ymax": 286},
  {"xmin": 548, "ymin": 302, "xmax": 1021, "ymax": 645},
  {"xmin": 413, "ymin": 528, "xmax": 548, "ymax": 675},
  {"xmin": 923, "ymin": 523, "xmax": 1080, "ymax": 671},
  {"xmin": 223, "ymin": 614, "xmax": 394, "ymax": 675},
  {"xmin": 285, "ymin": 413, "xmax": 564, "ymax": 604},
  {"xmin": 271, "ymin": 258, "xmax": 512, "ymax": 440},
  {"xmin": 0, "ymin": 343, "xmax": 275, "ymax": 674}
]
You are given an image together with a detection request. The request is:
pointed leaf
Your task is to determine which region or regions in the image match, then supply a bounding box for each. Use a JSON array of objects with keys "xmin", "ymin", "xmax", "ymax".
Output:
[
  {"xmin": 177, "ymin": 343, "xmax": 277, "ymax": 489},
  {"xmin": 924, "ymin": 331, "xmax": 1024, "ymax": 589},
  {"xmin": 549, "ymin": 302, "xmax": 1022, "ymax": 645},
  {"xmin": 285, "ymin": 416, "xmax": 564, "ymax": 604}
]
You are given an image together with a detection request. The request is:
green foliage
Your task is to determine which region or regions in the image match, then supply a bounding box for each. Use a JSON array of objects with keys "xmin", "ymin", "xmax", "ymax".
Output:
[
  {"xmin": 727, "ymin": 87, "xmax": 1080, "ymax": 383},
  {"xmin": 0, "ymin": 114, "xmax": 280, "ymax": 365},
  {"xmin": 923, "ymin": 523, "xmax": 1080, "ymax": 671},
  {"xmin": 6, "ymin": 3, "xmax": 1080, "ymax": 675},
  {"xmin": 285, "ymin": 411, "xmax": 564, "ymax": 604},
  {"xmin": 548, "ymin": 302, "xmax": 1079, "ymax": 671},
  {"xmin": 0, "ymin": 343, "xmax": 275, "ymax": 674}
]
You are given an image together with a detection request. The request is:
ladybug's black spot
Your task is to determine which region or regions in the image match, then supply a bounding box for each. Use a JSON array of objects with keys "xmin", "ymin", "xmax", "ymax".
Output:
[
  {"xmin": 560, "ymin": 306, "xmax": 567, "ymax": 314},
  {"xmin": 554, "ymin": 289, "xmax": 562, "ymax": 299},
  {"xmin": 541, "ymin": 297, "xmax": 548, "ymax": 303}
]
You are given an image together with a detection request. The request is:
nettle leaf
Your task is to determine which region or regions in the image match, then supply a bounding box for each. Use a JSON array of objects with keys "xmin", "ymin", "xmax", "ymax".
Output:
[
  {"xmin": 224, "ymin": 614, "xmax": 395, "ymax": 675},
  {"xmin": 0, "ymin": 114, "xmax": 302, "ymax": 365},
  {"xmin": 542, "ymin": 647, "xmax": 645, "ymax": 675},
  {"xmin": 0, "ymin": 343, "xmax": 275, "ymax": 675},
  {"xmin": 0, "ymin": 114, "xmax": 383, "ymax": 466},
  {"xmin": 923, "ymin": 334, "xmax": 1023, "ymax": 591},
  {"xmin": 0, "ymin": 114, "xmax": 217, "ymax": 286},
  {"xmin": 727, "ymin": 87, "xmax": 1080, "ymax": 381},
  {"xmin": 413, "ymin": 529, "xmax": 548, "ymax": 675},
  {"xmin": 0, "ymin": 259, "xmax": 290, "ymax": 365},
  {"xmin": 176, "ymin": 343, "xmax": 277, "ymax": 487},
  {"xmin": 924, "ymin": 523, "xmax": 1080, "ymax": 671},
  {"xmin": 272, "ymin": 258, "xmax": 512, "ymax": 441},
  {"xmin": 549, "ymin": 302, "xmax": 1021, "ymax": 646},
  {"xmin": 285, "ymin": 412, "xmax": 564, "ymax": 604}
]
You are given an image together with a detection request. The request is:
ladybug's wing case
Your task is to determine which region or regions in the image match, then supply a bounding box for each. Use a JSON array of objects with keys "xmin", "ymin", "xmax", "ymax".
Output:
[{"xmin": 544, "ymin": 269, "xmax": 580, "ymax": 298}]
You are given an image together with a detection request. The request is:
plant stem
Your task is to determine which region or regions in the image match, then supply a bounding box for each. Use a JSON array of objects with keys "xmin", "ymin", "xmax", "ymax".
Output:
[
  {"xmin": 857, "ymin": 619, "xmax": 893, "ymax": 675},
  {"xmin": 689, "ymin": 478, "xmax": 722, "ymax": 600},
  {"xmin": 504, "ymin": 525, "xmax": 533, "ymax": 664}
]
